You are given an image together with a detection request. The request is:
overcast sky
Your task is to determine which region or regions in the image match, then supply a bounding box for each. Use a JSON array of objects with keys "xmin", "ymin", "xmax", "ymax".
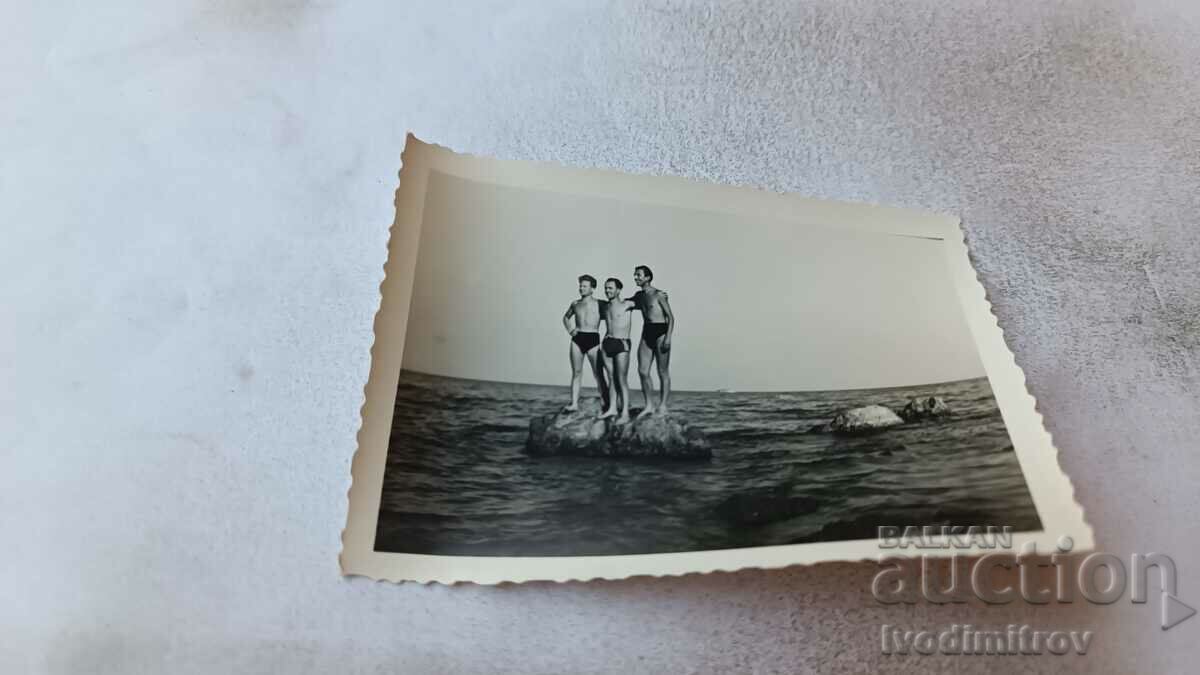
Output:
[{"xmin": 400, "ymin": 171, "xmax": 985, "ymax": 392}]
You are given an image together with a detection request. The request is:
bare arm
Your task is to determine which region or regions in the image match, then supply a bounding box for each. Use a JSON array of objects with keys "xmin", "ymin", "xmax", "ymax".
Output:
[
  {"xmin": 562, "ymin": 303, "xmax": 577, "ymax": 336},
  {"xmin": 660, "ymin": 292, "xmax": 675, "ymax": 344}
]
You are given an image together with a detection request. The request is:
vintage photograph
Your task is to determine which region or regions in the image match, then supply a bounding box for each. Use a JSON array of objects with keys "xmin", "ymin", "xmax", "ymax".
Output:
[{"xmin": 342, "ymin": 138, "xmax": 1091, "ymax": 583}]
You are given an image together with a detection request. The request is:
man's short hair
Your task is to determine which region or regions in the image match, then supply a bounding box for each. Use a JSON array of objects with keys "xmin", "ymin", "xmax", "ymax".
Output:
[
  {"xmin": 635, "ymin": 265, "xmax": 653, "ymax": 282},
  {"xmin": 605, "ymin": 277, "xmax": 624, "ymax": 290},
  {"xmin": 578, "ymin": 274, "xmax": 597, "ymax": 288}
]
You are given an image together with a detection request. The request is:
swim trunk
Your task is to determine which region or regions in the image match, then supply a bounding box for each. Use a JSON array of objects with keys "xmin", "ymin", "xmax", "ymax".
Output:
[
  {"xmin": 641, "ymin": 322, "xmax": 669, "ymax": 350},
  {"xmin": 602, "ymin": 336, "xmax": 631, "ymax": 357},
  {"xmin": 571, "ymin": 331, "xmax": 600, "ymax": 352}
]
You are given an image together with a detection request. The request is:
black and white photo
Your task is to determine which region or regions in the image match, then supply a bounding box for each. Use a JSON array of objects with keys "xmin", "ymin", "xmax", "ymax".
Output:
[{"xmin": 342, "ymin": 137, "xmax": 1091, "ymax": 583}]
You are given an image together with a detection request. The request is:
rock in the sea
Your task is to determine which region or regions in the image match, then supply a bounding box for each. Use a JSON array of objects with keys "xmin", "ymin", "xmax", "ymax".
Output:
[
  {"xmin": 811, "ymin": 404, "xmax": 904, "ymax": 435},
  {"xmin": 899, "ymin": 396, "xmax": 951, "ymax": 422},
  {"xmin": 525, "ymin": 398, "xmax": 711, "ymax": 459},
  {"xmin": 716, "ymin": 492, "xmax": 819, "ymax": 526}
]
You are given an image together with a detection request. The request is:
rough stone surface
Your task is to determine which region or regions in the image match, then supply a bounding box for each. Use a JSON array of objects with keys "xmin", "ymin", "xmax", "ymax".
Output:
[
  {"xmin": 899, "ymin": 396, "xmax": 952, "ymax": 422},
  {"xmin": 814, "ymin": 405, "xmax": 905, "ymax": 435},
  {"xmin": 526, "ymin": 399, "xmax": 711, "ymax": 459}
]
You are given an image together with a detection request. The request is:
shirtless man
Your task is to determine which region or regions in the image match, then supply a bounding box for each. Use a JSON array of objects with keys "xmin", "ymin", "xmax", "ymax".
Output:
[
  {"xmin": 631, "ymin": 265, "xmax": 674, "ymax": 417},
  {"xmin": 561, "ymin": 274, "xmax": 609, "ymax": 412},
  {"xmin": 598, "ymin": 277, "xmax": 636, "ymax": 423}
]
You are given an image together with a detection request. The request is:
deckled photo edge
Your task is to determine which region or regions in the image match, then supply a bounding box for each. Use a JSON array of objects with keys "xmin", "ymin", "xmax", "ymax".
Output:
[
  {"xmin": 341, "ymin": 135, "xmax": 1092, "ymax": 585},
  {"xmin": 942, "ymin": 225, "xmax": 1094, "ymax": 552}
]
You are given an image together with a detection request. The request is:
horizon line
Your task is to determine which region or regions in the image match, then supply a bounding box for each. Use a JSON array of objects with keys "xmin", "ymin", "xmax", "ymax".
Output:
[{"xmin": 398, "ymin": 368, "xmax": 989, "ymax": 394}]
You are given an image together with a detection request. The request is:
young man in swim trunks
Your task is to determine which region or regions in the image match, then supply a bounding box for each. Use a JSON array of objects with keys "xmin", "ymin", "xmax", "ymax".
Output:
[
  {"xmin": 598, "ymin": 277, "xmax": 636, "ymax": 423},
  {"xmin": 631, "ymin": 265, "xmax": 674, "ymax": 417},
  {"xmin": 561, "ymin": 274, "xmax": 609, "ymax": 412}
]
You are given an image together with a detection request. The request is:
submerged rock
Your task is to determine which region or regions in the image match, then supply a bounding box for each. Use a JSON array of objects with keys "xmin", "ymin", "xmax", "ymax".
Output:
[
  {"xmin": 525, "ymin": 398, "xmax": 711, "ymax": 459},
  {"xmin": 810, "ymin": 404, "xmax": 904, "ymax": 435},
  {"xmin": 899, "ymin": 396, "xmax": 951, "ymax": 422},
  {"xmin": 716, "ymin": 492, "xmax": 819, "ymax": 526}
]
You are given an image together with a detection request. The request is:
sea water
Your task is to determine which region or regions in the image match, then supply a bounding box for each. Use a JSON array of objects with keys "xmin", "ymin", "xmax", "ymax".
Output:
[{"xmin": 375, "ymin": 371, "xmax": 1040, "ymax": 556}]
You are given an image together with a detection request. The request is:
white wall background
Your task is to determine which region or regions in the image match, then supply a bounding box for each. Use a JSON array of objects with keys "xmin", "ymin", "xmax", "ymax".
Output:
[{"xmin": 4, "ymin": 1, "xmax": 1199, "ymax": 673}]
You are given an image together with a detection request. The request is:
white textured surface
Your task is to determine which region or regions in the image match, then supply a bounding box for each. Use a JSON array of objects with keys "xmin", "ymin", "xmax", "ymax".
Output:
[{"xmin": 3, "ymin": 1, "xmax": 1199, "ymax": 673}]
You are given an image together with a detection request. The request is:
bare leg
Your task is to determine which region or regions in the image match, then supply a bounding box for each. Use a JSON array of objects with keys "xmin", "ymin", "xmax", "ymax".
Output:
[
  {"xmin": 615, "ymin": 351, "xmax": 631, "ymax": 423},
  {"xmin": 637, "ymin": 338, "xmax": 656, "ymax": 418},
  {"xmin": 564, "ymin": 340, "xmax": 584, "ymax": 412},
  {"xmin": 598, "ymin": 350, "xmax": 618, "ymax": 419},
  {"xmin": 654, "ymin": 337, "xmax": 672, "ymax": 415},
  {"xmin": 589, "ymin": 347, "xmax": 610, "ymax": 411}
]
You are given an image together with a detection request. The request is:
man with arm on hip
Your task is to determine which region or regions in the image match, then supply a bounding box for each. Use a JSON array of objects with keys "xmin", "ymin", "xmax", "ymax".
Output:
[{"xmin": 562, "ymin": 274, "xmax": 609, "ymax": 412}]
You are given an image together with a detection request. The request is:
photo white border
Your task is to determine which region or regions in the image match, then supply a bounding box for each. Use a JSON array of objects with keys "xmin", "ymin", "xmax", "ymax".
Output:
[{"xmin": 341, "ymin": 135, "xmax": 1092, "ymax": 584}]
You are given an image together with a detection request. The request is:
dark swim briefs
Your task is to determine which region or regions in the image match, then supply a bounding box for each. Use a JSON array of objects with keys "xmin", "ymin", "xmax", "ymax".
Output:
[
  {"xmin": 571, "ymin": 331, "xmax": 601, "ymax": 352},
  {"xmin": 641, "ymin": 322, "xmax": 669, "ymax": 350},
  {"xmin": 602, "ymin": 336, "xmax": 631, "ymax": 357}
]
